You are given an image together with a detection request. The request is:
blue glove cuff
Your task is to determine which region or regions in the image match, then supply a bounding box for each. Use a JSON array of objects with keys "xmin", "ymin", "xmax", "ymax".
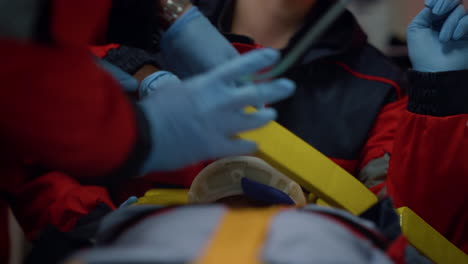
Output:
[
  {"xmin": 139, "ymin": 71, "xmax": 181, "ymax": 98},
  {"xmin": 98, "ymin": 59, "xmax": 139, "ymax": 92},
  {"xmin": 163, "ymin": 7, "xmax": 203, "ymax": 41}
]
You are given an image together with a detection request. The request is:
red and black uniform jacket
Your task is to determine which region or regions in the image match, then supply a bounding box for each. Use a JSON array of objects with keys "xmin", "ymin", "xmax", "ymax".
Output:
[
  {"xmin": 94, "ymin": 0, "xmax": 409, "ymax": 195},
  {"xmin": 18, "ymin": 0, "xmax": 409, "ymax": 251},
  {"xmin": 387, "ymin": 70, "xmax": 468, "ymax": 253},
  {"xmin": 192, "ymin": 0, "xmax": 409, "ymax": 189},
  {"xmin": 0, "ymin": 0, "xmax": 162, "ymax": 260},
  {"xmin": 24, "ymin": 70, "xmax": 468, "ymax": 263}
]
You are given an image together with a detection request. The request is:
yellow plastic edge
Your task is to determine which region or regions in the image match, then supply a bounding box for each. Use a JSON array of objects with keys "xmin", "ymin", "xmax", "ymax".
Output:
[
  {"xmin": 315, "ymin": 198, "xmax": 333, "ymax": 208},
  {"xmin": 136, "ymin": 189, "xmax": 189, "ymax": 206},
  {"xmin": 239, "ymin": 116, "xmax": 377, "ymax": 215},
  {"xmin": 397, "ymin": 207, "xmax": 468, "ymax": 264}
]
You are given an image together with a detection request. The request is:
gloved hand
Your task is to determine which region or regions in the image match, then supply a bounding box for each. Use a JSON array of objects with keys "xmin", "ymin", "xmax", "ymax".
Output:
[
  {"xmin": 408, "ymin": 3, "xmax": 468, "ymax": 72},
  {"xmin": 139, "ymin": 70, "xmax": 182, "ymax": 98},
  {"xmin": 160, "ymin": 7, "xmax": 239, "ymax": 79},
  {"xmin": 424, "ymin": 0, "xmax": 468, "ymax": 42},
  {"xmin": 139, "ymin": 49, "xmax": 296, "ymax": 173},
  {"xmin": 241, "ymin": 178, "xmax": 295, "ymax": 205},
  {"xmin": 98, "ymin": 60, "xmax": 139, "ymax": 92}
]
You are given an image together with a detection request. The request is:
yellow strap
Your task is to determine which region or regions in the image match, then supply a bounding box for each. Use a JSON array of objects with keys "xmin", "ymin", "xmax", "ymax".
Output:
[
  {"xmin": 397, "ymin": 207, "xmax": 468, "ymax": 264},
  {"xmin": 239, "ymin": 108, "xmax": 377, "ymax": 215},
  {"xmin": 136, "ymin": 189, "xmax": 189, "ymax": 206},
  {"xmin": 193, "ymin": 207, "xmax": 282, "ymax": 264}
]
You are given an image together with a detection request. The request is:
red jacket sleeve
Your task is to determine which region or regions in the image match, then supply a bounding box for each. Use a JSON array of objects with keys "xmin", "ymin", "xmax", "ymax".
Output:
[
  {"xmin": 0, "ymin": 0, "xmax": 159, "ymax": 183},
  {"xmin": 356, "ymin": 96, "xmax": 408, "ymax": 189},
  {"xmin": 0, "ymin": 40, "xmax": 149, "ymax": 182},
  {"xmin": 0, "ymin": 0, "xmax": 159, "ymax": 246},
  {"xmin": 387, "ymin": 70, "xmax": 468, "ymax": 253},
  {"xmin": 12, "ymin": 172, "xmax": 116, "ymax": 239},
  {"xmin": 359, "ymin": 97, "xmax": 407, "ymax": 169}
]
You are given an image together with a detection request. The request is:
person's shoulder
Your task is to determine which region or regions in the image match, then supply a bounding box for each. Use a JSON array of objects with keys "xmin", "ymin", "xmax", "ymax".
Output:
[
  {"xmin": 328, "ymin": 44, "xmax": 407, "ymax": 100},
  {"xmin": 344, "ymin": 43, "xmax": 404, "ymax": 80}
]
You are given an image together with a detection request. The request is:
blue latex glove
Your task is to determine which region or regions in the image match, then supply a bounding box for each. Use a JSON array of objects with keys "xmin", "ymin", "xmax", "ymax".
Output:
[
  {"xmin": 139, "ymin": 49, "xmax": 296, "ymax": 173},
  {"xmin": 139, "ymin": 71, "xmax": 182, "ymax": 98},
  {"xmin": 425, "ymin": 0, "xmax": 460, "ymax": 16},
  {"xmin": 241, "ymin": 178, "xmax": 295, "ymax": 205},
  {"xmin": 424, "ymin": 0, "xmax": 468, "ymax": 42},
  {"xmin": 408, "ymin": 5, "xmax": 468, "ymax": 72},
  {"xmin": 98, "ymin": 60, "xmax": 139, "ymax": 92},
  {"xmin": 119, "ymin": 196, "xmax": 138, "ymax": 208},
  {"xmin": 160, "ymin": 7, "xmax": 239, "ymax": 79}
]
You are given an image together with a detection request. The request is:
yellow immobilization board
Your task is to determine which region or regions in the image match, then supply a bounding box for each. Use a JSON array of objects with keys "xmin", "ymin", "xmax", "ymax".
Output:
[
  {"xmin": 397, "ymin": 207, "xmax": 468, "ymax": 264},
  {"xmin": 239, "ymin": 117, "xmax": 377, "ymax": 215}
]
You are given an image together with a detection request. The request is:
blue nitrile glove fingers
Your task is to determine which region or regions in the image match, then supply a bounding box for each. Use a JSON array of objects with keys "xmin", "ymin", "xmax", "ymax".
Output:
[
  {"xmin": 138, "ymin": 49, "xmax": 296, "ymax": 172},
  {"xmin": 139, "ymin": 71, "xmax": 182, "ymax": 98},
  {"xmin": 426, "ymin": 0, "xmax": 460, "ymax": 15},
  {"xmin": 241, "ymin": 178, "xmax": 295, "ymax": 205},
  {"xmin": 119, "ymin": 196, "xmax": 138, "ymax": 208},
  {"xmin": 220, "ymin": 79, "xmax": 296, "ymax": 110},
  {"xmin": 160, "ymin": 7, "xmax": 239, "ymax": 79},
  {"xmin": 186, "ymin": 49, "xmax": 282, "ymax": 108},
  {"xmin": 424, "ymin": 0, "xmax": 468, "ymax": 41},
  {"xmin": 439, "ymin": 5, "xmax": 465, "ymax": 42},
  {"xmin": 454, "ymin": 15, "xmax": 468, "ymax": 39},
  {"xmin": 98, "ymin": 60, "xmax": 139, "ymax": 92},
  {"xmin": 408, "ymin": 6, "xmax": 468, "ymax": 72},
  {"xmin": 219, "ymin": 80, "xmax": 295, "ymax": 134},
  {"xmin": 217, "ymin": 108, "xmax": 276, "ymax": 136}
]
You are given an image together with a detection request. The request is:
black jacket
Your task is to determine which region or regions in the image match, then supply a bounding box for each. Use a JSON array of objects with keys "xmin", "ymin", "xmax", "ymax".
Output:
[{"xmin": 193, "ymin": 0, "xmax": 408, "ymax": 182}]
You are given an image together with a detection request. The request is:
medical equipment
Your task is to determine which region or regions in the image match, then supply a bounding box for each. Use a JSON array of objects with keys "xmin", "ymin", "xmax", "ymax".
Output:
[
  {"xmin": 187, "ymin": 156, "xmax": 307, "ymax": 206},
  {"xmin": 250, "ymin": 0, "xmax": 352, "ymax": 81}
]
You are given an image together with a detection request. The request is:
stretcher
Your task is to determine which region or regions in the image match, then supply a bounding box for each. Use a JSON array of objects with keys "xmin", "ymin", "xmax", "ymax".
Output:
[
  {"xmin": 137, "ymin": 118, "xmax": 467, "ymax": 263},
  {"xmin": 137, "ymin": 190, "xmax": 467, "ymax": 263}
]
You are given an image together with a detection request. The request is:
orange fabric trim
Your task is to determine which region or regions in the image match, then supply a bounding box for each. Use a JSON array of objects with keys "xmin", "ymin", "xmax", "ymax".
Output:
[{"xmin": 193, "ymin": 207, "xmax": 283, "ymax": 264}]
